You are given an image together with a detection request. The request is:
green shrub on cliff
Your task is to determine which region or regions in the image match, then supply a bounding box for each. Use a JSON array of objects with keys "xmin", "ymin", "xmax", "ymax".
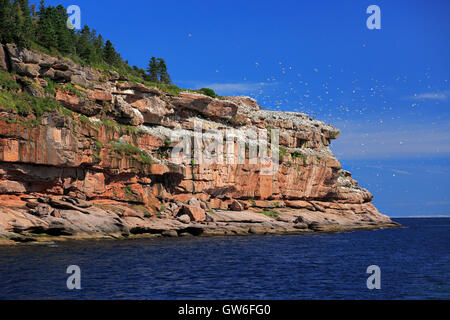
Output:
[
  {"xmin": 110, "ymin": 141, "xmax": 154, "ymax": 165},
  {"xmin": 99, "ymin": 118, "xmax": 145, "ymax": 137},
  {"xmin": 0, "ymin": 90, "xmax": 61, "ymax": 118},
  {"xmin": 143, "ymin": 81, "xmax": 183, "ymax": 96},
  {"xmin": 100, "ymin": 118, "xmax": 120, "ymax": 132},
  {"xmin": 0, "ymin": 71, "xmax": 20, "ymax": 90},
  {"xmin": 43, "ymin": 77, "xmax": 59, "ymax": 95},
  {"xmin": 292, "ymin": 152, "xmax": 307, "ymax": 165},
  {"xmin": 197, "ymin": 88, "xmax": 217, "ymax": 98},
  {"xmin": 62, "ymin": 83, "xmax": 83, "ymax": 98},
  {"xmin": 279, "ymin": 146, "xmax": 288, "ymax": 158},
  {"xmin": 0, "ymin": 116, "xmax": 39, "ymax": 127},
  {"xmin": 94, "ymin": 140, "xmax": 103, "ymax": 151}
]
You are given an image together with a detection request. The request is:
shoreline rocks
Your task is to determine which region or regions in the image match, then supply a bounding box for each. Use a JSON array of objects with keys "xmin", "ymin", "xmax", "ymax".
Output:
[{"xmin": 0, "ymin": 195, "xmax": 401, "ymax": 245}]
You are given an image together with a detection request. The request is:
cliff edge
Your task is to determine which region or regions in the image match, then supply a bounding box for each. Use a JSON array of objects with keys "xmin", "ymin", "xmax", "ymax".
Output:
[{"xmin": 0, "ymin": 44, "xmax": 398, "ymax": 244}]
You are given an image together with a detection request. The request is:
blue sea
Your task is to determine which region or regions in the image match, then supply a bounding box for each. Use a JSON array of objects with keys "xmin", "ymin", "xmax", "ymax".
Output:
[{"xmin": 0, "ymin": 218, "xmax": 448, "ymax": 300}]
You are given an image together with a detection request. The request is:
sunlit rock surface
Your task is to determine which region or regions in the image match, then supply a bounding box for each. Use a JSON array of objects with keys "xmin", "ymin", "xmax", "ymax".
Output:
[{"xmin": 0, "ymin": 44, "xmax": 399, "ymax": 244}]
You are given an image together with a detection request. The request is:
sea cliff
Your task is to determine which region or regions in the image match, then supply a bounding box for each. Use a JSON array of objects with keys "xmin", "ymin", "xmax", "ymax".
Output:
[{"xmin": 0, "ymin": 44, "xmax": 399, "ymax": 244}]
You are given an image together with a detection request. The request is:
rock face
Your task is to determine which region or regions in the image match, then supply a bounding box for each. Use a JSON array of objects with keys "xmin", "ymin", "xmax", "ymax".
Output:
[
  {"xmin": 0, "ymin": 45, "xmax": 9, "ymax": 71},
  {"xmin": 0, "ymin": 44, "xmax": 399, "ymax": 244}
]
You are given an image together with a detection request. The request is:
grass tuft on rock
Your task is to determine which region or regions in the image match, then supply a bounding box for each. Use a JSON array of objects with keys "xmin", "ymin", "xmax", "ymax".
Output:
[
  {"xmin": 110, "ymin": 141, "xmax": 154, "ymax": 164},
  {"xmin": 0, "ymin": 70, "xmax": 20, "ymax": 90},
  {"xmin": 260, "ymin": 211, "xmax": 279, "ymax": 219},
  {"xmin": 0, "ymin": 90, "xmax": 69, "ymax": 118}
]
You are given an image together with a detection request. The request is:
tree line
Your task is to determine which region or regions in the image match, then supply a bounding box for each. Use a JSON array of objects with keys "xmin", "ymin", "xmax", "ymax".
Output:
[{"xmin": 0, "ymin": 0, "xmax": 172, "ymax": 84}]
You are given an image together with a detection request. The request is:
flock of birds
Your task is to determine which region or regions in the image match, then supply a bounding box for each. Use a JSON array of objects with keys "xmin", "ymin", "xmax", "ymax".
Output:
[{"xmin": 241, "ymin": 61, "xmax": 448, "ymax": 126}]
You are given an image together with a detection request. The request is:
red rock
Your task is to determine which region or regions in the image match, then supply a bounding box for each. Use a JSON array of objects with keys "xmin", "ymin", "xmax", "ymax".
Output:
[
  {"xmin": 150, "ymin": 163, "xmax": 170, "ymax": 175},
  {"xmin": 88, "ymin": 90, "xmax": 112, "ymax": 102},
  {"xmin": 0, "ymin": 181, "xmax": 26, "ymax": 194},
  {"xmin": 0, "ymin": 44, "xmax": 395, "ymax": 240},
  {"xmin": 56, "ymin": 90, "xmax": 101, "ymax": 116},
  {"xmin": 172, "ymin": 194, "xmax": 192, "ymax": 203},
  {"xmin": 179, "ymin": 204, "xmax": 206, "ymax": 222},
  {"xmin": 127, "ymin": 96, "xmax": 172, "ymax": 125},
  {"xmin": 285, "ymin": 200, "xmax": 315, "ymax": 211},
  {"xmin": 173, "ymin": 92, "xmax": 238, "ymax": 120},
  {"xmin": 123, "ymin": 208, "xmax": 144, "ymax": 218}
]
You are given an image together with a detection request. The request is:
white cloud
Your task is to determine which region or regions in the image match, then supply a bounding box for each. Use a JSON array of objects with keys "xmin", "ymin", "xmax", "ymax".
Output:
[
  {"xmin": 410, "ymin": 90, "xmax": 450, "ymax": 101},
  {"xmin": 426, "ymin": 201, "xmax": 450, "ymax": 206}
]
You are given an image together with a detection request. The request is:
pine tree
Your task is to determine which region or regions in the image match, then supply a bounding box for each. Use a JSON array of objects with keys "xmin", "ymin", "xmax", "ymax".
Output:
[
  {"xmin": 12, "ymin": 0, "xmax": 27, "ymax": 46},
  {"xmin": 54, "ymin": 4, "xmax": 74, "ymax": 53},
  {"xmin": 90, "ymin": 31, "xmax": 104, "ymax": 64},
  {"xmin": 147, "ymin": 57, "xmax": 159, "ymax": 83},
  {"xmin": 76, "ymin": 25, "xmax": 93, "ymax": 60},
  {"xmin": 157, "ymin": 58, "xmax": 172, "ymax": 84},
  {"xmin": 0, "ymin": 0, "xmax": 15, "ymax": 44},
  {"xmin": 36, "ymin": 1, "xmax": 58, "ymax": 49},
  {"xmin": 103, "ymin": 40, "xmax": 117, "ymax": 65},
  {"xmin": 0, "ymin": 0, "xmax": 29, "ymax": 46},
  {"xmin": 0, "ymin": 0, "xmax": 171, "ymax": 85},
  {"xmin": 15, "ymin": 0, "xmax": 34, "ymax": 43}
]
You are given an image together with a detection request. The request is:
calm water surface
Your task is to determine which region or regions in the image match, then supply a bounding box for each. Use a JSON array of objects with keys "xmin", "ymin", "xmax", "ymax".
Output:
[{"xmin": 0, "ymin": 218, "xmax": 448, "ymax": 299}]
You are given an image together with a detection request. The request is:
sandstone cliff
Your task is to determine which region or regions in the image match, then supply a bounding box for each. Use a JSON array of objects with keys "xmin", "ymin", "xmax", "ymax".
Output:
[{"xmin": 0, "ymin": 43, "xmax": 398, "ymax": 244}]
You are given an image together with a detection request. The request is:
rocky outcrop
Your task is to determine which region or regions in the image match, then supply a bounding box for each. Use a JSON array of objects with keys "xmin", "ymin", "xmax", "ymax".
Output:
[
  {"xmin": 0, "ymin": 44, "xmax": 399, "ymax": 244},
  {"xmin": 172, "ymin": 92, "xmax": 239, "ymax": 120},
  {"xmin": 0, "ymin": 45, "xmax": 8, "ymax": 71}
]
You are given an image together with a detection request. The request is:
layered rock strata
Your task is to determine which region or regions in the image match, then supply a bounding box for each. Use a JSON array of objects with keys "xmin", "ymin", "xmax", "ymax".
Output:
[{"xmin": 0, "ymin": 44, "xmax": 398, "ymax": 244}]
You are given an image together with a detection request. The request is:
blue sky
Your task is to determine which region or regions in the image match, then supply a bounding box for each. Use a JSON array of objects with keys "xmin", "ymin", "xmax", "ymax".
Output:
[{"xmin": 36, "ymin": 0, "xmax": 450, "ymax": 216}]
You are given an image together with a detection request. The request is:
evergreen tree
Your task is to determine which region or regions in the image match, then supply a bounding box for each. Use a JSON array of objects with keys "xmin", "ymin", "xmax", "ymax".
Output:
[
  {"xmin": 16, "ymin": 0, "xmax": 33, "ymax": 42},
  {"xmin": 103, "ymin": 40, "xmax": 117, "ymax": 65},
  {"xmin": 147, "ymin": 57, "xmax": 159, "ymax": 83},
  {"xmin": 0, "ymin": 0, "xmax": 15, "ymax": 44},
  {"xmin": 90, "ymin": 31, "xmax": 104, "ymax": 64},
  {"xmin": 36, "ymin": 1, "xmax": 58, "ymax": 49},
  {"xmin": 54, "ymin": 4, "xmax": 74, "ymax": 53},
  {"xmin": 76, "ymin": 25, "xmax": 93, "ymax": 60},
  {"xmin": 157, "ymin": 58, "xmax": 172, "ymax": 84},
  {"xmin": 0, "ymin": 0, "xmax": 173, "ymax": 87},
  {"xmin": 0, "ymin": 0, "xmax": 29, "ymax": 46}
]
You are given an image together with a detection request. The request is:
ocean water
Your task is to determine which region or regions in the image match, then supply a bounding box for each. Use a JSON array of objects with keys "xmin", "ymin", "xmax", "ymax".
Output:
[{"xmin": 0, "ymin": 218, "xmax": 448, "ymax": 300}]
